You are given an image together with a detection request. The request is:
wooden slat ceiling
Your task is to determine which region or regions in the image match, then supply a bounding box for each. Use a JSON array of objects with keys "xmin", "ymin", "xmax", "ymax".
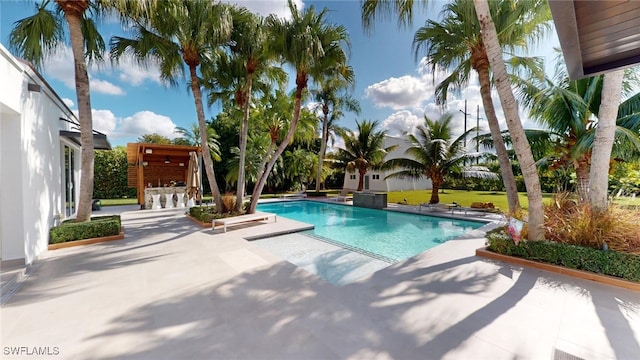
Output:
[
  {"xmin": 550, "ymin": 0, "xmax": 640, "ymax": 79},
  {"xmin": 126, "ymin": 142, "xmax": 202, "ymax": 188},
  {"xmin": 126, "ymin": 143, "xmax": 202, "ymax": 165}
]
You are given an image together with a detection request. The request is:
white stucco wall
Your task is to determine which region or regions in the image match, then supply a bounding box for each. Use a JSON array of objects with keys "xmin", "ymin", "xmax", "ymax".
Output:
[
  {"xmin": 0, "ymin": 44, "xmax": 77, "ymax": 265},
  {"xmin": 342, "ymin": 136, "xmax": 433, "ymax": 192},
  {"xmin": 1, "ymin": 110, "xmax": 24, "ymax": 262}
]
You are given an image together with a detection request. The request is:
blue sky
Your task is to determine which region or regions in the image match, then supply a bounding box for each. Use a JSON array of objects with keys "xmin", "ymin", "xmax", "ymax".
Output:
[{"xmin": 0, "ymin": 0, "xmax": 559, "ymax": 148}]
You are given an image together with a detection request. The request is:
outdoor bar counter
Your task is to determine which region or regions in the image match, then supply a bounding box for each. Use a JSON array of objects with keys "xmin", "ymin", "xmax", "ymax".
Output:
[{"xmin": 144, "ymin": 186, "xmax": 189, "ymax": 209}]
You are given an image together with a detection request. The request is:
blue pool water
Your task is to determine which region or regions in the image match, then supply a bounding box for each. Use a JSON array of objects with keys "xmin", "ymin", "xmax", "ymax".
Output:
[{"xmin": 257, "ymin": 201, "xmax": 483, "ymax": 261}]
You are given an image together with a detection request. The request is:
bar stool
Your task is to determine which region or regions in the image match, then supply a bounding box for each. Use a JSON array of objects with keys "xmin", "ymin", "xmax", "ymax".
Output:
[
  {"xmin": 152, "ymin": 194, "xmax": 162, "ymax": 209},
  {"xmin": 176, "ymin": 192, "xmax": 185, "ymax": 208},
  {"xmin": 164, "ymin": 193, "xmax": 174, "ymax": 209}
]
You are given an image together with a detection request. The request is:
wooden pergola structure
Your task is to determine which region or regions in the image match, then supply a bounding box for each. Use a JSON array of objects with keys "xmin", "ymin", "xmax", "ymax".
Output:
[{"xmin": 127, "ymin": 143, "xmax": 203, "ymax": 206}]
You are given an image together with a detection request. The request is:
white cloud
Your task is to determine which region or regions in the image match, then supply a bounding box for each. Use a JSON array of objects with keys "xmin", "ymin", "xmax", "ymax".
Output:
[
  {"xmin": 381, "ymin": 110, "xmax": 423, "ymax": 136},
  {"xmin": 62, "ymin": 98, "xmax": 75, "ymax": 108},
  {"xmin": 91, "ymin": 78, "xmax": 125, "ymax": 95},
  {"xmin": 328, "ymin": 136, "xmax": 345, "ymax": 153},
  {"xmin": 114, "ymin": 54, "xmax": 162, "ymax": 86},
  {"xmin": 227, "ymin": 0, "xmax": 304, "ymax": 20},
  {"xmin": 44, "ymin": 46, "xmax": 76, "ymax": 89},
  {"xmin": 83, "ymin": 109, "xmax": 179, "ymax": 140},
  {"xmin": 365, "ymin": 57, "xmax": 542, "ymax": 150},
  {"xmin": 42, "ymin": 44, "xmax": 157, "ymax": 94},
  {"xmin": 91, "ymin": 109, "xmax": 118, "ymax": 134},
  {"xmin": 305, "ymin": 101, "xmax": 323, "ymax": 117},
  {"xmin": 365, "ymin": 76, "xmax": 432, "ymax": 110},
  {"xmin": 119, "ymin": 111, "xmax": 179, "ymax": 139}
]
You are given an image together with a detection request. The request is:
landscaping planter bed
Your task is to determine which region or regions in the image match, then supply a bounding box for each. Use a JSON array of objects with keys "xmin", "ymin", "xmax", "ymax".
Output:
[
  {"xmin": 476, "ymin": 247, "xmax": 640, "ymax": 291},
  {"xmin": 49, "ymin": 215, "xmax": 122, "ymax": 248},
  {"xmin": 186, "ymin": 214, "xmax": 212, "ymax": 228},
  {"xmin": 48, "ymin": 231, "xmax": 125, "ymax": 250}
]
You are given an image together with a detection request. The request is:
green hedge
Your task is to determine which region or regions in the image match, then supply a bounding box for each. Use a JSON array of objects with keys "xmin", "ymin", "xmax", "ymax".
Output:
[
  {"xmin": 486, "ymin": 228, "xmax": 640, "ymax": 282},
  {"xmin": 50, "ymin": 215, "xmax": 121, "ymax": 244},
  {"xmin": 188, "ymin": 206, "xmax": 243, "ymax": 223}
]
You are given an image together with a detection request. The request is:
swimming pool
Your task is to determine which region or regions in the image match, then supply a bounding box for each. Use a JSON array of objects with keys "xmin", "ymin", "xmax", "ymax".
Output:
[{"xmin": 257, "ymin": 201, "xmax": 483, "ymax": 261}]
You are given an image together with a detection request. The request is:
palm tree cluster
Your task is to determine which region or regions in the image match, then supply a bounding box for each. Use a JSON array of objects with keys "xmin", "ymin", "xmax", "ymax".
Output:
[
  {"xmin": 11, "ymin": 0, "xmax": 357, "ymax": 216},
  {"xmin": 361, "ymin": 0, "xmax": 640, "ymax": 241}
]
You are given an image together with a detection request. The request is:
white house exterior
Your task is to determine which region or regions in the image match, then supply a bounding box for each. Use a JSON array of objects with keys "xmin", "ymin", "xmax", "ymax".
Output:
[
  {"xmin": 0, "ymin": 44, "xmax": 110, "ymax": 266},
  {"xmin": 342, "ymin": 136, "xmax": 433, "ymax": 192}
]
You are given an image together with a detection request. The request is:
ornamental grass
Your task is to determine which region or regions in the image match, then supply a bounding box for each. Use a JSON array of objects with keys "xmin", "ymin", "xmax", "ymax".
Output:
[{"xmin": 543, "ymin": 194, "xmax": 640, "ymax": 255}]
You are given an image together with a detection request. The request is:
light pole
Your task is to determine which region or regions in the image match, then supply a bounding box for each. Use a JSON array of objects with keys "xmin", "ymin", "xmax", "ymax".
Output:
[
  {"xmin": 459, "ymin": 100, "xmax": 470, "ymax": 147},
  {"xmin": 459, "ymin": 100, "xmax": 471, "ymax": 166},
  {"xmin": 476, "ymin": 104, "xmax": 482, "ymax": 153},
  {"xmin": 476, "ymin": 105, "xmax": 483, "ymax": 164}
]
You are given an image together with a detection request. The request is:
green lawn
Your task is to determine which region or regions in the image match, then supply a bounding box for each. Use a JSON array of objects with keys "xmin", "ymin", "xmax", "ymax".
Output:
[
  {"xmin": 386, "ymin": 189, "xmax": 553, "ymax": 210},
  {"xmin": 100, "ymin": 198, "xmax": 138, "ymax": 206},
  {"xmin": 612, "ymin": 196, "xmax": 640, "ymax": 207}
]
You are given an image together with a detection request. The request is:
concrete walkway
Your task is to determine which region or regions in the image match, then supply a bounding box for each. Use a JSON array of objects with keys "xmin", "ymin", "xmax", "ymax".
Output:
[{"xmin": 1, "ymin": 205, "xmax": 639, "ymax": 359}]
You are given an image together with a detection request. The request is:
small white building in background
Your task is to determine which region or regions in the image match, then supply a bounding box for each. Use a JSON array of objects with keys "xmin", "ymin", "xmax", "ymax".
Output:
[
  {"xmin": 0, "ymin": 44, "xmax": 110, "ymax": 267},
  {"xmin": 342, "ymin": 136, "xmax": 432, "ymax": 192}
]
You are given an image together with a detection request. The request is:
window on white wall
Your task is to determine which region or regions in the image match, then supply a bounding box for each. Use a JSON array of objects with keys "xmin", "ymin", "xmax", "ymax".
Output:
[
  {"xmin": 372, "ymin": 174, "xmax": 380, "ymax": 180},
  {"xmin": 350, "ymin": 174, "xmax": 356, "ymax": 180}
]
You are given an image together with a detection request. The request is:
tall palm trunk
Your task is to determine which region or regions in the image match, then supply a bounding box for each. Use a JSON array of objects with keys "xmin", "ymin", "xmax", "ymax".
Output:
[
  {"xmin": 574, "ymin": 156, "xmax": 591, "ymax": 203},
  {"xmin": 472, "ymin": 48, "xmax": 521, "ymax": 214},
  {"xmin": 315, "ymin": 107, "xmax": 329, "ymax": 192},
  {"xmin": 589, "ymin": 70, "xmax": 624, "ymax": 210},
  {"xmin": 474, "ymin": 0, "xmax": 544, "ymax": 240},
  {"xmin": 189, "ymin": 65, "xmax": 223, "ymax": 212},
  {"xmin": 59, "ymin": 1, "xmax": 93, "ymax": 222},
  {"xmin": 248, "ymin": 73, "xmax": 306, "ymax": 213},
  {"xmin": 430, "ymin": 175, "xmax": 443, "ymax": 204},
  {"xmin": 357, "ymin": 167, "xmax": 366, "ymax": 191},
  {"xmin": 235, "ymin": 71, "xmax": 254, "ymax": 212}
]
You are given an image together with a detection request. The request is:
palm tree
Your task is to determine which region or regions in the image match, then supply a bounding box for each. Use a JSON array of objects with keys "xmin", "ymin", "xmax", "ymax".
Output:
[
  {"xmin": 516, "ymin": 65, "xmax": 640, "ymax": 202},
  {"xmin": 203, "ymin": 9, "xmax": 286, "ymax": 211},
  {"xmin": 361, "ymin": 0, "xmax": 429, "ymax": 31},
  {"xmin": 284, "ymin": 148, "xmax": 317, "ymax": 191},
  {"xmin": 247, "ymin": 0, "xmax": 351, "ymax": 213},
  {"xmin": 412, "ymin": 0, "xmax": 551, "ymax": 214},
  {"xmin": 335, "ymin": 120, "xmax": 396, "ymax": 191},
  {"xmin": 225, "ymin": 133, "xmax": 270, "ymax": 187},
  {"xmin": 362, "ymin": 0, "xmax": 547, "ymax": 239},
  {"xmin": 173, "ymin": 123, "xmax": 222, "ymax": 162},
  {"xmin": 9, "ymin": 0, "xmax": 107, "ymax": 222},
  {"xmin": 385, "ymin": 113, "xmax": 496, "ymax": 204},
  {"xmin": 473, "ymin": 0, "xmax": 545, "ymax": 240},
  {"xmin": 311, "ymin": 75, "xmax": 360, "ymax": 192},
  {"xmin": 589, "ymin": 71, "xmax": 625, "ymax": 210},
  {"xmin": 110, "ymin": 0, "xmax": 231, "ymax": 212}
]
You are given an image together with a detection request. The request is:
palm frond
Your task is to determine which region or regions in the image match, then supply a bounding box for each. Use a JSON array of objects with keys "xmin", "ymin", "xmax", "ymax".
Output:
[{"xmin": 9, "ymin": 0, "xmax": 64, "ymax": 69}]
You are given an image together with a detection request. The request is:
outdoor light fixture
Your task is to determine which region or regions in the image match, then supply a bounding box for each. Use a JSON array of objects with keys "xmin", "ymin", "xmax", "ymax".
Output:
[
  {"xmin": 179, "ymin": 163, "xmax": 185, "ymax": 167},
  {"xmin": 164, "ymin": 156, "xmax": 171, "ymax": 164},
  {"xmin": 142, "ymin": 161, "xmax": 148, "ymax": 166},
  {"xmin": 27, "ymin": 83, "xmax": 41, "ymax": 92},
  {"xmin": 145, "ymin": 149, "xmax": 153, "ymax": 154}
]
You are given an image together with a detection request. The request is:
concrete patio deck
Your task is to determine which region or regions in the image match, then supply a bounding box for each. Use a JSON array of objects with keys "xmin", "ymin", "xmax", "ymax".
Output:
[{"xmin": 1, "ymin": 204, "xmax": 639, "ymax": 359}]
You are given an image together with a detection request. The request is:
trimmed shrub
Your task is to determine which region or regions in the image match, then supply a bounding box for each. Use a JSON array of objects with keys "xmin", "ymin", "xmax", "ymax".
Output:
[
  {"xmin": 486, "ymin": 228, "xmax": 640, "ymax": 282},
  {"xmin": 189, "ymin": 205, "xmax": 216, "ymax": 222},
  {"xmin": 188, "ymin": 205, "xmax": 244, "ymax": 223},
  {"xmin": 50, "ymin": 215, "xmax": 121, "ymax": 244}
]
